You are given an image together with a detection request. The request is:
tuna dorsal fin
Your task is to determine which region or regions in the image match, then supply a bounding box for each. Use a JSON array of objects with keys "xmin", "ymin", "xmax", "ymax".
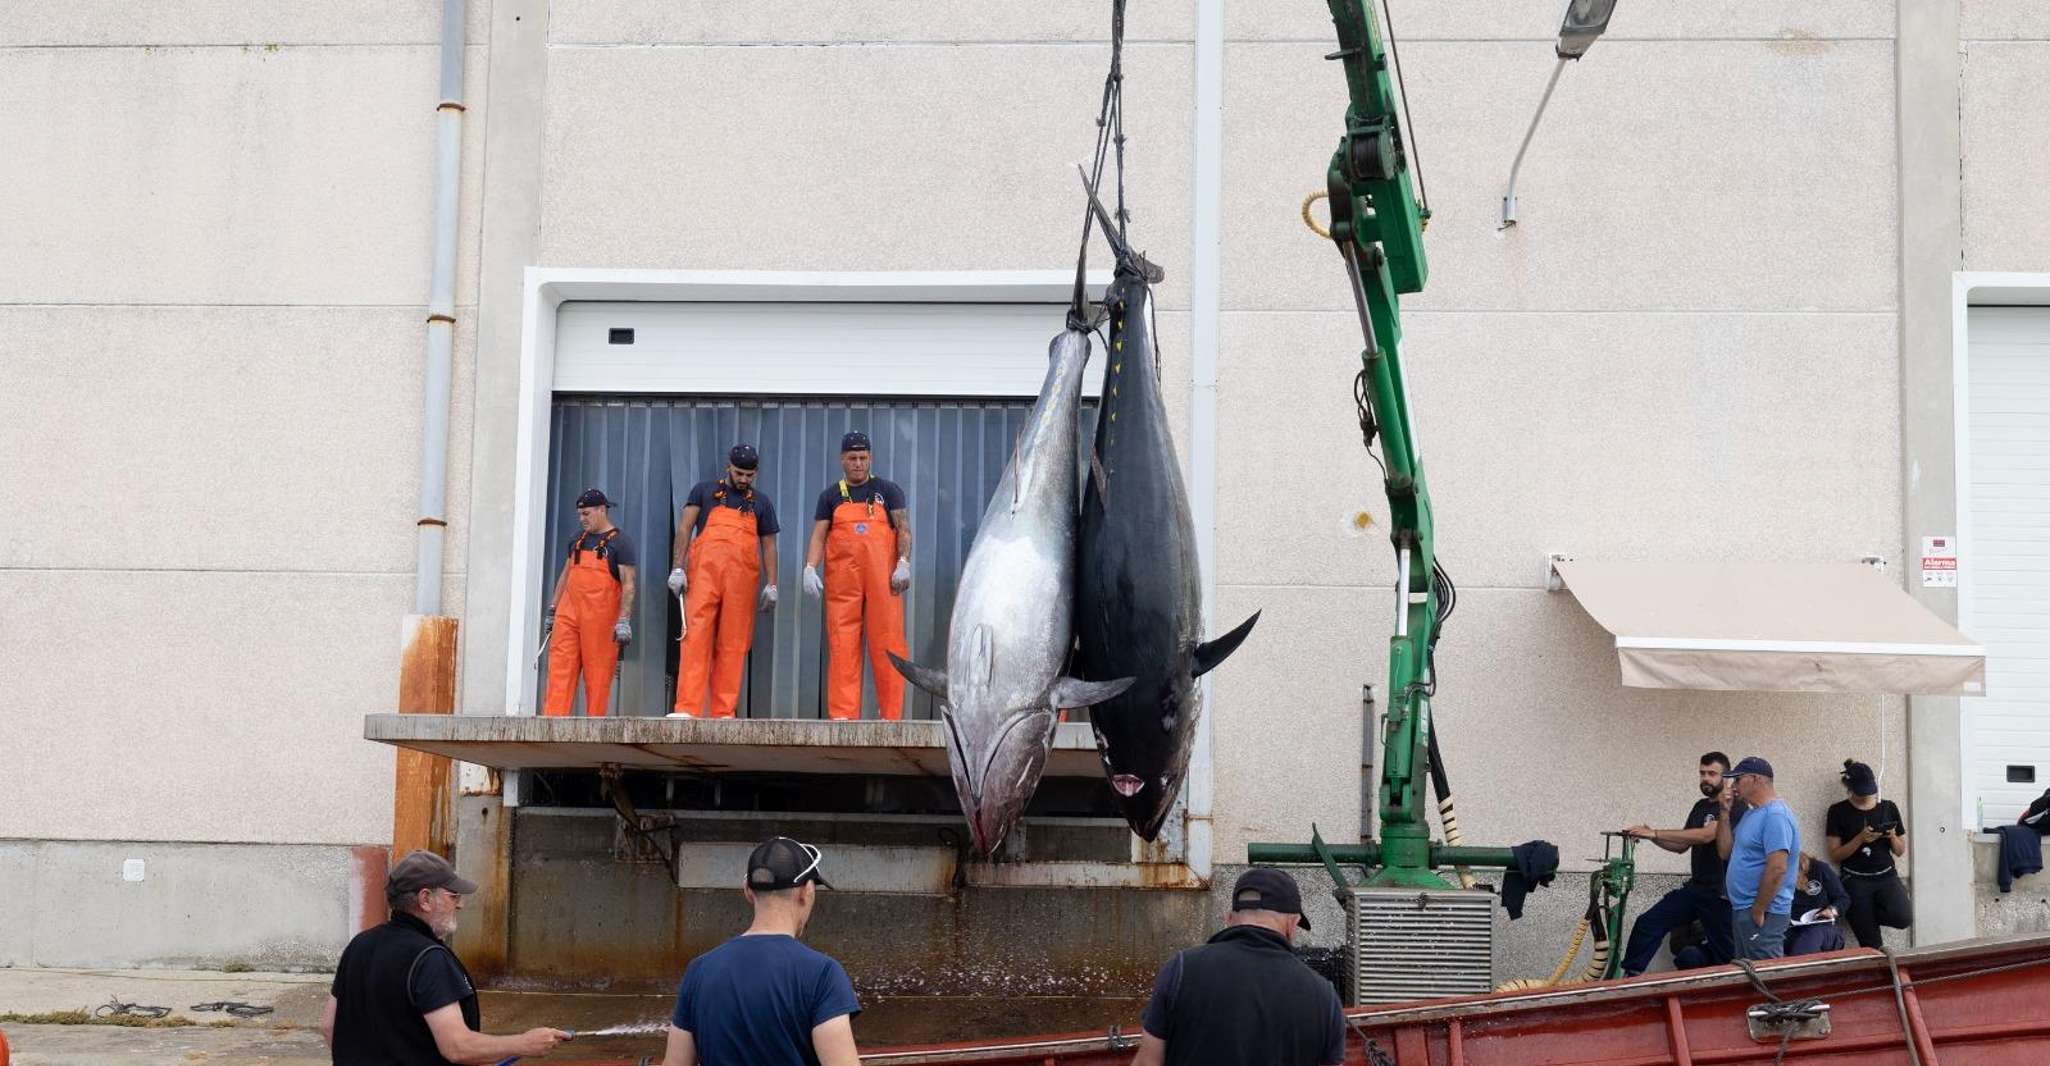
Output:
[
  {"xmin": 1048, "ymin": 675, "xmax": 1135, "ymax": 711},
  {"xmin": 887, "ymin": 651, "xmax": 949, "ymax": 702},
  {"xmin": 1191, "ymin": 611, "xmax": 1261, "ymax": 679}
]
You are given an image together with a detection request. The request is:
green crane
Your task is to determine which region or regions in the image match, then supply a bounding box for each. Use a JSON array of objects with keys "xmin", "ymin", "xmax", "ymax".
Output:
[
  {"xmin": 1243, "ymin": 0, "xmax": 1503, "ymax": 891},
  {"xmin": 1244, "ymin": 0, "xmax": 1635, "ymax": 985}
]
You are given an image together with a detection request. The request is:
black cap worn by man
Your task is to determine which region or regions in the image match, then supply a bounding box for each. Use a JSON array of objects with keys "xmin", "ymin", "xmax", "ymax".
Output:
[
  {"xmin": 1134, "ymin": 867, "xmax": 1344, "ymax": 1066},
  {"xmin": 729, "ymin": 443, "xmax": 760, "ymax": 470},
  {"xmin": 747, "ymin": 836, "xmax": 835, "ymax": 891},
  {"xmin": 326, "ymin": 851, "xmax": 566, "ymax": 1064},
  {"xmin": 1230, "ymin": 867, "xmax": 1310, "ymax": 929},
  {"xmin": 575, "ymin": 488, "xmax": 613, "ymax": 510},
  {"xmin": 840, "ymin": 430, "xmax": 870, "ymax": 453}
]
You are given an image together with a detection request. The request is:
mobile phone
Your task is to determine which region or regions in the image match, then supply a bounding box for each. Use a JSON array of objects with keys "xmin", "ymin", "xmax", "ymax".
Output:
[{"xmin": 1874, "ymin": 821, "xmax": 1899, "ymax": 834}]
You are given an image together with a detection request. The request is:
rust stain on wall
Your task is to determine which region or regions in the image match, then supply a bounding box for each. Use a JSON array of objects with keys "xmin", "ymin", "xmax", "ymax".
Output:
[{"xmin": 394, "ymin": 614, "xmax": 459, "ymax": 857}]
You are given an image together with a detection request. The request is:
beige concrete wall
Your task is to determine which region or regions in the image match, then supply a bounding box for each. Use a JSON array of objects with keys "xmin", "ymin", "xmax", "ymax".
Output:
[
  {"xmin": 536, "ymin": 26, "xmax": 1197, "ymax": 308},
  {"xmin": 1962, "ymin": 11, "xmax": 2050, "ymax": 271},
  {"xmin": 0, "ymin": 10, "xmax": 485, "ymax": 846},
  {"xmin": 1208, "ymin": 7, "xmax": 1909, "ymax": 872},
  {"xmin": 4, "ymin": 0, "xmax": 2042, "ymax": 950}
]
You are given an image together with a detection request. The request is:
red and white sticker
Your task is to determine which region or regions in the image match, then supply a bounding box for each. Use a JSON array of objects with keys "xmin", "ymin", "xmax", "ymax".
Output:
[{"xmin": 1921, "ymin": 535, "xmax": 1957, "ymax": 588}]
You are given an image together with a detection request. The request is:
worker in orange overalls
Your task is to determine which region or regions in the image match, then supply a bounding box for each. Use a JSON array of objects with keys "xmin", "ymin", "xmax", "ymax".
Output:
[
  {"xmin": 802, "ymin": 431, "xmax": 912, "ymax": 720},
  {"xmin": 668, "ymin": 443, "xmax": 781, "ymax": 718},
  {"xmin": 542, "ymin": 489, "xmax": 637, "ymax": 716}
]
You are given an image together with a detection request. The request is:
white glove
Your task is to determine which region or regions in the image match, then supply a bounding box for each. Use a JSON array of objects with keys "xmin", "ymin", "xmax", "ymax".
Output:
[
  {"xmin": 802, "ymin": 566, "xmax": 824, "ymax": 598},
  {"xmin": 759, "ymin": 584, "xmax": 779, "ymax": 612},
  {"xmin": 890, "ymin": 558, "xmax": 911, "ymax": 593},
  {"xmin": 667, "ymin": 567, "xmax": 686, "ymax": 595},
  {"xmin": 613, "ymin": 618, "xmax": 632, "ymax": 644}
]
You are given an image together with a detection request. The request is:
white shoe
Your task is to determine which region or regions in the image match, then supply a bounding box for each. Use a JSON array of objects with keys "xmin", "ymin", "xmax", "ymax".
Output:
[{"xmin": 664, "ymin": 711, "xmax": 696, "ymax": 719}]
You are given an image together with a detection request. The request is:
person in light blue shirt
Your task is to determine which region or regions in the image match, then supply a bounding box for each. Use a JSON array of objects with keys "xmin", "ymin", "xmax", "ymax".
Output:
[{"xmin": 1721, "ymin": 756, "xmax": 1800, "ymax": 961}]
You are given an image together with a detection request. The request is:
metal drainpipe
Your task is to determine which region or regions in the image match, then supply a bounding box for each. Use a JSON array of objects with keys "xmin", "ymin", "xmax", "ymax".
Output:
[
  {"xmin": 414, "ymin": 0, "xmax": 466, "ymax": 616},
  {"xmin": 1185, "ymin": 0, "xmax": 1224, "ymax": 883}
]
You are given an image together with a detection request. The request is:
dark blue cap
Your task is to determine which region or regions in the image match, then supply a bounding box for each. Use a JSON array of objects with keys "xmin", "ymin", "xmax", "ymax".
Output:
[
  {"xmin": 574, "ymin": 489, "xmax": 613, "ymax": 509},
  {"xmin": 1726, "ymin": 756, "xmax": 1774, "ymax": 780},
  {"xmin": 729, "ymin": 443, "xmax": 759, "ymax": 470},
  {"xmin": 840, "ymin": 431, "xmax": 871, "ymax": 453},
  {"xmin": 1841, "ymin": 760, "xmax": 1878, "ymax": 796}
]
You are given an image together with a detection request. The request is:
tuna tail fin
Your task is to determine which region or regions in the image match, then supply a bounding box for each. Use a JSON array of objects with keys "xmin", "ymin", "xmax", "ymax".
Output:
[
  {"xmin": 1191, "ymin": 611, "xmax": 1261, "ymax": 678},
  {"xmin": 887, "ymin": 651, "xmax": 949, "ymax": 702},
  {"xmin": 1048, "ymin": 675, "xmax": 1135, "ymax": 712}
]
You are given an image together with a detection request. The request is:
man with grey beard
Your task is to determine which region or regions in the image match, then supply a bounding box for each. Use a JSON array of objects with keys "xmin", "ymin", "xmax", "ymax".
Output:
[{"xmin": 324, "ymin": 851, "xmax": 570, "ymax": 1064}]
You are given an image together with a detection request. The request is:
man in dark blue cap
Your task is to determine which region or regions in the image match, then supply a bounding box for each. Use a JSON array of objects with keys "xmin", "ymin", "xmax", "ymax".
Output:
[
  {"xmin": 1133, "ymin": 867, "xmax": 1344, "ymax": 1066},
  {"xmin": 1721, "ymin": 756, "xmax": 1800, "ymax": 960},
  {"xmin": 803, "ymin": 431, "xmax": 912, "ymax": 720},
  {"xmin": 668, "ymin": 443, "xmax": 781, "ymax": 718}
]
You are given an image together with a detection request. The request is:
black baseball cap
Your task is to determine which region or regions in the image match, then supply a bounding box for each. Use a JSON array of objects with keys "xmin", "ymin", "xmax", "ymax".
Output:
[
  {"xmin": 387, "ymin": 850, "xmax": 477, "ymax": 901},
  {"xmin": 747, "ymin": 836, "xmax": 834, "ymax": 891},
  {"xmin": 1726, "ymin": 756, "xmax": 1775, "ymax": 780},
  {"xmin": 840, "ymin": 431, "xmax": 870, "ymax": 453},
  {"xmin": 729, "ymin": 443, "xmax": 760, "ymax": 470},
  {"xmin": 1231, "ymin": 867, "xmax": 1310, "ymax": 930},
  {"xmin": 574, "ymin": 488, "xmax": 613, "ymax": 509}
]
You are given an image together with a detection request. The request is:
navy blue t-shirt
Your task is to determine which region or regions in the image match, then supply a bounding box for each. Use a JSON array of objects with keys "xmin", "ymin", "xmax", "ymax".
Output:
[
  {"xmin": 567, "ymin": 529, "xmax": 636, "ymax": 582},
  {"xmin": 812, "ymin": 478, "xmax": 906, "ymax": 522},
  {"xmin": 671, "ymin": 934, "xmax": 861, "ymax": 1066},
  {"xmin": 684, "ymin": 480, "xmax": 781, "ymax": 537}
]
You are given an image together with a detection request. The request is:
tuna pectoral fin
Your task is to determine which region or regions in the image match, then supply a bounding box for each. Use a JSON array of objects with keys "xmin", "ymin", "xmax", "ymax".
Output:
[
  {"xmin": 1048, "ymin": 675, "xmax": 1135, "ymax": 711},
  {"xmin": 887, "ymin": 652, "xmax": 949, "ymax": 702},
  {"xmin": 1191, "ymin": 611, "xmax": 1262, "ymax": 678}
]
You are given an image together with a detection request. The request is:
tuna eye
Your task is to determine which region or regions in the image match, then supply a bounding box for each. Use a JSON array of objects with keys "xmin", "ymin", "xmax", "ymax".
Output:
[{"xmin": 1160, "ymin": 714, "xmax": 1175, "ymax": 732}]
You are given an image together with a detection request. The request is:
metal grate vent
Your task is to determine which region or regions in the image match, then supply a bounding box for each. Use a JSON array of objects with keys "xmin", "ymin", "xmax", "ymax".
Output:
[{"xmin": 1344, "ymin": 887, "xmax": 1495, "ymax": 1005}]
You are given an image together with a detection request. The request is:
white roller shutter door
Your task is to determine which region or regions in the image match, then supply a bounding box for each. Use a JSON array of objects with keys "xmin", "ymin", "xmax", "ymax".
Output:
[{"xmin": 1965, "ymin": 306, "xmax": 2050, "ymax": 824}]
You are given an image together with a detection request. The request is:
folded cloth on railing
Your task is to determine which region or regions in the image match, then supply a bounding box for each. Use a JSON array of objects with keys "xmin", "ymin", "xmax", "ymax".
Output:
[
  {"xmin": 1502, "ymin": 840, "xmax": 1560, "ymax": 919},
  {"xmin": 1996, "ymin": 824, "xmax": 2043, "ymax": 893}
]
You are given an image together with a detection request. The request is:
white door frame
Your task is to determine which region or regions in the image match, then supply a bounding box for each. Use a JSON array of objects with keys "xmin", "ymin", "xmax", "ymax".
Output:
[
  {"xmin": 1950, "ymin": 271, "xmax": 2050, "ymax": 825},
  {"xmin": 505, "ymin": 268, "xmax": 1117, "ymax": 721}
]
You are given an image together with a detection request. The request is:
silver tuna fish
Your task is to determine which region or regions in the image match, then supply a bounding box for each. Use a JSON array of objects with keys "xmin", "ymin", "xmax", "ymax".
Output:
[{"xmin": 889, "ymin": 326, "xmax": 1134, "ymax": 855}]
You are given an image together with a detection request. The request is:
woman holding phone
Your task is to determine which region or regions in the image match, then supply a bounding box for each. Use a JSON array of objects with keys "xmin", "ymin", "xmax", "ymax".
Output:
[{"xmin": 1826, "ymin": 759, "xmax": 1912, "ymax": 949}]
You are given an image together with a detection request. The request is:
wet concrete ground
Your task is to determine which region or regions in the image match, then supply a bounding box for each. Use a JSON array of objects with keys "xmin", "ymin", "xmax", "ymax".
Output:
[{"xmin": 2, "ymin": 978, "xmax": 1145, "ymax": 1064}]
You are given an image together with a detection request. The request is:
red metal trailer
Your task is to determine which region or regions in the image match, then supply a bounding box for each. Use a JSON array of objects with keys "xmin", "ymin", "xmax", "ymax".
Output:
[{"xmin": 845, "ymin": 933, "xmax": 2050, "ymax": 1066}]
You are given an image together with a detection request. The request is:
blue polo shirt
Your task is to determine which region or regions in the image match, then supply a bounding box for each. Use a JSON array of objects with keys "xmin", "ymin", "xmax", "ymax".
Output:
[{"xmin": 1726, "ymin": 798, "xmax": 1799, "ymax": 914}]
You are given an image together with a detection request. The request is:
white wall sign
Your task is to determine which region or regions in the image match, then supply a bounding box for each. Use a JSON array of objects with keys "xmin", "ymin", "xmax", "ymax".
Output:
[{"xmin": 1922, "ymin": 535, "xmax": 1958, "ymax": 588}]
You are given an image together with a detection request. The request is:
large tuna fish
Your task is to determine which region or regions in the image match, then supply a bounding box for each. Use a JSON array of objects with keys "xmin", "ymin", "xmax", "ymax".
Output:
[
  {"xmin": 1075, "ymin": 198, "xmax": 1260, "ymax": 841},
  {"xmin": 889, "ymin": 323, "xmax": 1133, "ymax": 856}
]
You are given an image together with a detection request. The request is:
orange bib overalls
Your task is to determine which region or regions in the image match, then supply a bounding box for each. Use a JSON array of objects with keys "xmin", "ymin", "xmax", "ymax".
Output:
[
  {"xmin": 543, "ymin": 529, "xmax": 622, "ymax": 717},
  {"xmin": 825, "ymin": 481, "xmax": 906, "ymax": 720},
  {"xmin": 675, "ymin": 494, "xmax": 762, "ymax": 718}
]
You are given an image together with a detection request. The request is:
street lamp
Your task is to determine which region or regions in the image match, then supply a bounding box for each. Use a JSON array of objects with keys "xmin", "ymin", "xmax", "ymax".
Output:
[{"xmin": 1500, "ymin": 0, "xmax": 1619, "ymax": 228}]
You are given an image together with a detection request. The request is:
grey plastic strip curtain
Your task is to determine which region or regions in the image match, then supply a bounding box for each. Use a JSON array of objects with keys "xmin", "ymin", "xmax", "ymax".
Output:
[{"xmin": 543, "ymin": 397, "xmax": 1095, "ymax": 718}]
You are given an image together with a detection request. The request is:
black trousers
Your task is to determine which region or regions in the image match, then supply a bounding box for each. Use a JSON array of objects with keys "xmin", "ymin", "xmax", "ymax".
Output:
[{"xmin": 1844, "ymin": 870, "xmax": 1912, "ymax": 948}]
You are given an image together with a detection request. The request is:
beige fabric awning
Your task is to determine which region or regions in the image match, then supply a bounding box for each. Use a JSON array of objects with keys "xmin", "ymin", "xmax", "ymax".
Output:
[{"xmin": 1554, "ymin": 561, "xmax": 1985, "ymax": 695}]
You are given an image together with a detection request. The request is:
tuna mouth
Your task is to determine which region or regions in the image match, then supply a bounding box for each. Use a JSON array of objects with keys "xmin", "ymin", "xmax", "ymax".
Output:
[{"xmin": 1110, "ymin": 774, "xmax": 1145, "ymax": 797}]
